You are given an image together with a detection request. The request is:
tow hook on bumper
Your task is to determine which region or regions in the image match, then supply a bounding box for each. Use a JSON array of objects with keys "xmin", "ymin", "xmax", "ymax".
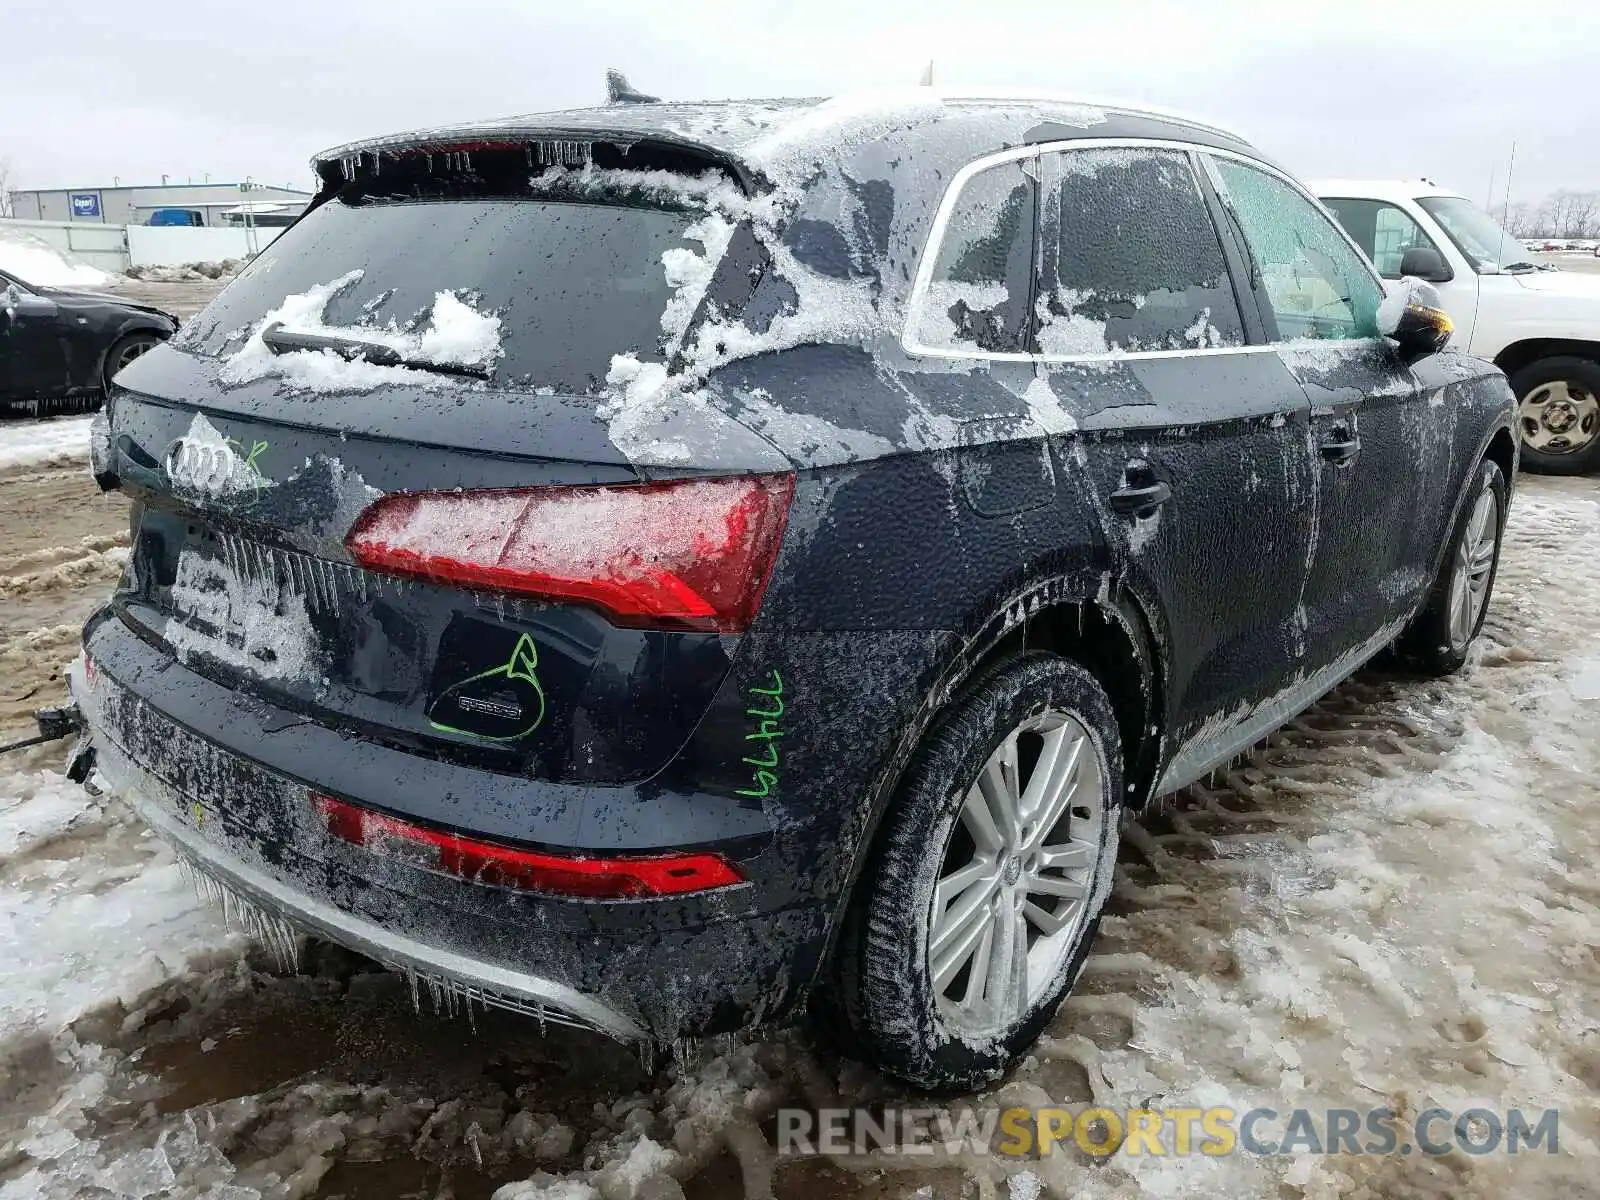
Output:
[{"xmin": 0, "ymin": 702, "xmax": 97, "ymax": 791}]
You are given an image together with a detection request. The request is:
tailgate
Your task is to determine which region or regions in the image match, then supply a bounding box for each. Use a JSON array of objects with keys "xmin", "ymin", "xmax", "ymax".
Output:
[{"xmin": 102, "ymin": 376, "xmax": 774, "ymax": 786}]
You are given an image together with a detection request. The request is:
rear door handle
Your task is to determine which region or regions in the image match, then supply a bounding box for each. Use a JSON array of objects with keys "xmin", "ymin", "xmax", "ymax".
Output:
[
  {"xmin": 1110, "ymin": 480, "xmax": 1172, "ymax": 517},
  {"xmin": 1320, "ymin": 435, "xmax": 1360, "ymax": 466}
]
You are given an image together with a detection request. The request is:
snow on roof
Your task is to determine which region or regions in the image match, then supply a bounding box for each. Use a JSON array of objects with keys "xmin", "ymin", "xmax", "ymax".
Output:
[
  {"xmin": 1310, "ymin": 178, "xmax": 1465, "ymax": 202},
  {"xmin": 313, "ymin": 89, "xmax": 1253, "ymax": 182},
  {"xmin": 214, "ymin": 202, "xmax": 301, "ymax": 216},
  {"xmin": 0, "ymin": 226, "xmax": 113, "ymax": 289}
]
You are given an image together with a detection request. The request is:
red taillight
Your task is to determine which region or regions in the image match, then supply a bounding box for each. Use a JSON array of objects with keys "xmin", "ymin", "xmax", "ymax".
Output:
[
  {"xmin": 344, "ymin": 474, "xmax": 794, "ymax": 633},
  {"xmin": 313, "ymin": 793, "xmax": 745, "ymax": 899}
]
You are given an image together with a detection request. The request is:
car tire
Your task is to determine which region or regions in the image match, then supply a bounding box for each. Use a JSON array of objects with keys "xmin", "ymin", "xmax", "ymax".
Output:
[
  {"xmin": 102, "ymin": 332, "xmax": 161, "ymax": 393},
  {"xmin": 1511, "ymin": 356, "xmax": 1600, "ymax": 475},
  {"xmin": 1397, "ymin": 458, "xmax": 1507, "ymax": 677},
  {"xmin": 849, "ymin": 652, "xmax": 1121, "ymax": 1092}
]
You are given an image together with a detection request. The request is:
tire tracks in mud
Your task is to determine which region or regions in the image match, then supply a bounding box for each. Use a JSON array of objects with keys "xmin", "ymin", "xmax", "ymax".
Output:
[
  {"xmin": 0, "ymin": 461, "xmax": 130, "ymax": 734},
  {"xmin": 0, "ymin": 539, "xmax": 128, "ymax": 602},
  {"xmin": 0, "ymin": 481, "xmax": 1596, "ymax": 1200}
]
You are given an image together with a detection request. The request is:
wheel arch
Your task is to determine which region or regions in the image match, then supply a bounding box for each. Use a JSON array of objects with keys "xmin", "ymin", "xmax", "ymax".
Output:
[
  {"xmin": 829, "ymin": 561, "xmax": 1166, "ymax": 922},
  {"xmin": 96, "ymin": 321, "xmax": 172, "ymax": 390},
  {"xmin": 1427, "ymin": 420, "xmax": 1518, "ymax": 586},
  {"xmin": 810, "ymin": 557, "xmax": 1168, "ymax": 1029},
  {"xmin": 1483, "ymin": 424, "xmax": 1518, "ymax": 493},
  {"xmin": 1492, "ymin": 338, "xmax": 1600, "ymax": 381},
  {"xmin": 956, "ymin": 584, "xmax": 1163, "ymax": 812}
]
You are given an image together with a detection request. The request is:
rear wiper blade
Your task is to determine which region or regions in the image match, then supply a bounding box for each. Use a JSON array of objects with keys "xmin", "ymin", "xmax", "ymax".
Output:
[{"xmin": 260, "ymin": 322, "xmax": 490, "ymax": 380}]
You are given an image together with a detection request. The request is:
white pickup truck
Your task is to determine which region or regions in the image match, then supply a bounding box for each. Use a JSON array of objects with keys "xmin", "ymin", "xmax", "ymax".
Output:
[{"xmin": 1316, "ymin": 179, "xmax": 1600, "ymax": 474}]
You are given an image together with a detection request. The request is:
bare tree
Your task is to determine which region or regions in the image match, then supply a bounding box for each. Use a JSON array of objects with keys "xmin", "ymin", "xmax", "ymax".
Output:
[
  {"xmin": 1498, "ymin": 188, "xmax": 1600, "ymax": 239},
  {"xmin": 0, "ymin": 157, "xmax": 14, "ymax": 219},
  {"xmin": 1536, "ymin": 193, "xmax": 1565, "ymax": 238},
  {"xmin": 1493, "ymin": 201, "xmax": 1537, "ymax": 236},
  {"xmin": 1564, "ymin": 190, "xmax": 1600, "ymax": 239}
]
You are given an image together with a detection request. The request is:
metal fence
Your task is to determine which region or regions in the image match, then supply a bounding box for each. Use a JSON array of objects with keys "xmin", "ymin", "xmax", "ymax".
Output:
[
  {"xmin": 1, "ymin": 219, "xmax": 287, "ymax": 273},
  {"xmin": 0, "ymin": 218, "xmax": 130, "ymax": 274}
]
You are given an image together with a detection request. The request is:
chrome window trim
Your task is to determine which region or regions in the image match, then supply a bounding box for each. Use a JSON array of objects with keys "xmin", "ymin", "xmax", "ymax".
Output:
[{"xmin": 901, "ymin": 137, "xmax": 1386, "ymax": 365}]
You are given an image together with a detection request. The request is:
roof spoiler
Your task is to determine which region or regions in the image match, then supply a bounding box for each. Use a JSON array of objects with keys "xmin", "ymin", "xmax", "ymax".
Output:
[{"xmin": 310, "ymin": 127, "xmax": 762, "ymax": 196}]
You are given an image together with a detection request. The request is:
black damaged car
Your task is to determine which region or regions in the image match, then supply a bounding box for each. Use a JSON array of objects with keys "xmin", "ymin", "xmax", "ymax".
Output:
[
  {"xmin": 71, "ymin": 89, "xmax": 1517, "ymax": 1089},
  {"xmin": 1, "ymin": 267, "xmax": 177, "ymax": 416}
]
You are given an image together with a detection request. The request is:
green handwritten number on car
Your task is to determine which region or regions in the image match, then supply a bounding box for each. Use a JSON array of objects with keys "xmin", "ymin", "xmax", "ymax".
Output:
[{"xmin": 736, "ymin": 670, "xmax": 784, "ymax": 798}]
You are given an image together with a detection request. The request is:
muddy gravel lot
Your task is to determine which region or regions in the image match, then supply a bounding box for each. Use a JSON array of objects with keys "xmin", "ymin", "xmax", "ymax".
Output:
[
  {"xmin": 104, "ymin": 278, "xmax": 231, "ymax": 323},
  {"xmin": 0, "ymin": 361, "xmax": 1597, "ymax": 1198}
]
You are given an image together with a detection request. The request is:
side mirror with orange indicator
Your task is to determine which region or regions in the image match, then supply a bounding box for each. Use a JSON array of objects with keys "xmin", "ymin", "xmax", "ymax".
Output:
[
  {"xmin": 1389, "ymin": 302, "xmax": 1453, "ymax": 365},
  {"xmin": 1380, "ymin": 277, "xmax": 1454, "ymax": 365}
]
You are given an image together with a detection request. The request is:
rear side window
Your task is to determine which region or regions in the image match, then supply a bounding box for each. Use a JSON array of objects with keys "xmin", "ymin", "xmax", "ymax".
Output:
[
  {"xmin": 1210, "ymin": 160, "xmax": 1382, "ymax": 340},
  {"xmin": 912, "ymin": 159, "xmax": 1036, "ymax": 354},
  {"xmin": 180, "ymin": 197, "xmax": 701, "ymax": 395},
  {"xmin": 1322, "ymin": 197, "xmax": 1440, "ymax": 278},
  {"xmin": 1036, "ymin": 147, "xmax": 1244, "ymax": 355}
]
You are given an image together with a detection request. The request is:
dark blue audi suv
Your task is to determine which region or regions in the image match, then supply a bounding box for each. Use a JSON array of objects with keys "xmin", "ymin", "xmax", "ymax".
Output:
[{"xmin": 73, "ymin": 89, "xmax": 1516, "ymax": 1089}]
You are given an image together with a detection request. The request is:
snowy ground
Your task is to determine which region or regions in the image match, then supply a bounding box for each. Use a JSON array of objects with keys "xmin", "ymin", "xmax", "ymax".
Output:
[
  {"xmin": 1537, "ymin": 254, "xmax": 1600, "ymax": 276},
  {"xmin": 0, "ymin": 418, "xmax": 95, "ymax": 471},
  {"xmin": 0, "ymin": 453, "xmax": 1595, "ymax": 1199}
]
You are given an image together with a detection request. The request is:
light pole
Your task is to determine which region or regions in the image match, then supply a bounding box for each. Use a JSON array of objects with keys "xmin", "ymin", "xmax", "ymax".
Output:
[{"xmin": 239, "ymin": 177, "xmax": 258, "ymax": 256}]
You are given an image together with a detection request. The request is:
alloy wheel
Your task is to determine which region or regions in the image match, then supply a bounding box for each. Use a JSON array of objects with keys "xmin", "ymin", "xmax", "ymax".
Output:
[
  {"xmin": 116, "ymin": 338, "xmax": 155, "ymax": 372},
  {"xmin": 1448, "ymin": 485, "xmax": 1499, "ymax": 649},
  {"xmin": 928, "ymin": 708, "xmax": 1106, "ymax": 1036}
]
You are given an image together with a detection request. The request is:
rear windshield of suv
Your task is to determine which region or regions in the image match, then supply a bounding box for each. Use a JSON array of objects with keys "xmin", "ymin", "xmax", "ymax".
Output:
[{"xmin": 179, "ymin": 197, "xmax": 701, "ymax": 394}]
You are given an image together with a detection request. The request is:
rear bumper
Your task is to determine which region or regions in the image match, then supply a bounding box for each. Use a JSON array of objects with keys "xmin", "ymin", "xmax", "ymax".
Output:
[
  {"xmin": 74, "ymin": 611, "xmax": 846, "ymax": 1040},
  {"xmin": 93, "ymin": 730, "xmax": 644, "ymax": 1040}
]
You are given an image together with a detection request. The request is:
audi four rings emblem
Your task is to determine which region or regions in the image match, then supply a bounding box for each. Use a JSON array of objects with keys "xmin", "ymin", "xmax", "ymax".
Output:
[{"xmin": 164, "ymin": 437, "xmax": 265, "ymax": 501}]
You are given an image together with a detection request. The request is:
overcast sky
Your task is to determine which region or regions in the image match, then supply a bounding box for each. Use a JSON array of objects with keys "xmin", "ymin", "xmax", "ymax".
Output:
[{"xmin": 7, "ymin": 0, "xmax": 1598, "ymax": 204}]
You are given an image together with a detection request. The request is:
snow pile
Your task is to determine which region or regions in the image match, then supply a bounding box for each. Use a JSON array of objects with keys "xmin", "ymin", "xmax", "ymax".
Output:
[
  {"xmin": 0, "ymin": 765, "xmax": 237, "ymax": 1046},
  {"xmin": 527, "ymin": 164, "xmax": 776, "ymax": 225},
  {"xmin": 0, "ymin": 225, "xmax": 113, "ymax": 289},
  {"xmin": 0, "ymin": 540, "xmax": 127, "ymax": 601},
  {"xmin": 492, "ymin": 1041, "xmax": 796, "ymax": 1200},
  {"xmin": 161, "ymin": 413, "xmax": 264, "ymax": 504},
  {"xmin": 217, "ymin": 268, "xmax": 503, "ymax": 392},
  {"xmin": 0, "ymin": 416, "xmax": 94, "ymax": 471},
  {"xmin": 660, "ymin": 100, "xmax": 811, "ymax": 147},
  {"xmin": 124, "ymin": 260, "xmax": 243, "ymax": 283}
]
